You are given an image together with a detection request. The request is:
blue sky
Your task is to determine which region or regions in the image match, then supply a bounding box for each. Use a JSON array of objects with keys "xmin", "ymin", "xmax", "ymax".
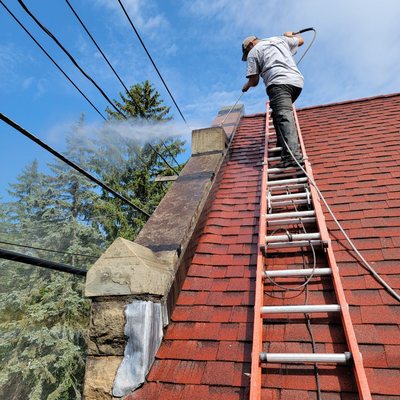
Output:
[{"xmin": 1, "ymin": 0, "xmax": 400, "ymax": 200}]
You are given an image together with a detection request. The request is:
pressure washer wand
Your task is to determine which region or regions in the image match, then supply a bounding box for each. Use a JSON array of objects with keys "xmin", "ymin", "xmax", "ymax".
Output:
[
  {"xmin": 219, "ymin": 91, "xmax": 245, "ymax": 127},
  {"xmin": 293, "ymin": 27, "xmax": 315, "ymax": 35}
]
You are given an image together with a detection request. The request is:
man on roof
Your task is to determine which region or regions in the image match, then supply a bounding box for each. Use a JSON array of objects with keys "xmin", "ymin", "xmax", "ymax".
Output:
[{"xmin": 242, "ymin": 32, "xmax": 304, "ymax": 168}]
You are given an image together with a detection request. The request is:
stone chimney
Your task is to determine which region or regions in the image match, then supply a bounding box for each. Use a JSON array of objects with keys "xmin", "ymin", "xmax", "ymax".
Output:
[{"xmin": 83, "ymin": 105, "xmax": 244, "ymax": 399}]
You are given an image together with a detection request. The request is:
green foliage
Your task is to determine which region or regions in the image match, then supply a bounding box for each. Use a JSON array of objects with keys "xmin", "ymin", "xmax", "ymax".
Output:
[
  {"xmin": 0, "ymin": 266, "xmax": 88, "ymax": 400},
  {"xmin": 106, "ymin": 80, "xmax": 172, "ymax": 121},
  {"xmin": 0, "ymin": 155, "xmax": 99, "ymax": 399},
  {"xmin": 0, "ymin": 81, "xmax": 187, "ymax": 398},
  {"xmin": 98, "ymin": 80, "xmax": 186, "ymax": 240}
]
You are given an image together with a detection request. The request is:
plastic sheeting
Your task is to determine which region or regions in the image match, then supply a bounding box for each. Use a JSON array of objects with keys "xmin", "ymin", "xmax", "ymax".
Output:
[{"xmin": 112, "ymin": 300, "xmax": 168, "ymax": 397}]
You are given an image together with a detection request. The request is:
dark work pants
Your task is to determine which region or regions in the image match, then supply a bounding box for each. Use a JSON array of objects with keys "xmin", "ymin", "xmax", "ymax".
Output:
[{"xmin": 267, "ymin": 84, "xmax": 302, "ymax": 162}]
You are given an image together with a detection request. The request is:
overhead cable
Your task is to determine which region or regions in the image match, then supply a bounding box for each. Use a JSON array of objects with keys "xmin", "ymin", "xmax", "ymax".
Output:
[
  {"xmin": 0, "ymin": 0, "xmax": 106, "ymax": 120},
  {"xmin": 117, "ymin": 0, "xmax": 188, "ymax": 125},
  {"xmin": 0, "ymin": 247, "xmax": 87, "ymax": 276},
  {"xmin": 0, "ymin": 239, "xmax": 99, "ymax": 259},
  {"xmin": 6, "ymin": 0, "xmax": 179, "ymax": 174},
  {"xmin": 65, "ymin": 0, "xmax": 131, "ymax": 95},
  {"xmin": 64, "ymin": 0, "xmax": 180, "ymax": 172},
  {"xmin": 0, "ymin": 113, "xmax": 151, "ymax": 218},
  {"xmin": 17, "ymin": 0, "xmax": 124, "ymax": 118}
]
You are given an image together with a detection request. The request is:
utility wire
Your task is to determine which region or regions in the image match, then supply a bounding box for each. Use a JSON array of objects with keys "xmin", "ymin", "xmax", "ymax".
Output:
[
  {"xmin": 0, "ymin": 239, "xmax": 99, "ymax": 259},
  {"xmin": 0, "ymin": 1, "xmax": 107, "ymax": 120},
  {"xmin": 65, "ymin": 0, "xmax": 181, "ymax": 170},
  {"xmin": 64, "ymin": 0, "xmax": 130, "ymax": 96},
  {"xmin": 17, "ymin": 0, "xmax": 124, "ymax": 118},
  {"xmin": 0, "ymin": 247, "xmax": 87, "ymax": 276},
  {"xmin": 64, "ymin": 0, "xmax": 180, "ymax": 173},
  {"xmin": 0, "ymin": 113, "xmax": 151, "ymax": 218},
  {"xmin": 117, "ymin": 0, "xmax": 188, "ymax": 125},
  {"xmin": 6, "ymin": 0, "xmax": 179, "ymax": 174}
]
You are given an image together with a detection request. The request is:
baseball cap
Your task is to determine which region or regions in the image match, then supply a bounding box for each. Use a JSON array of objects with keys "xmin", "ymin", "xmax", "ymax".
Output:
[{"xmin": 241, "ymin": 35, "xmax": 257, "ymax": 61}]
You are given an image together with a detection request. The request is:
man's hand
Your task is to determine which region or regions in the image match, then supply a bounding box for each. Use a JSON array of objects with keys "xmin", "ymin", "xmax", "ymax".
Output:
[
  {"xmin": 242, "ymin": 84, "xmax": 250, "ymax": 93},
  {"xmin": 283, "ymin": 31, "xmax": 304, "ymax": 46},
  {"xmin": 242, "ymin": 75, "xmax": 259, "ymax": 92}
]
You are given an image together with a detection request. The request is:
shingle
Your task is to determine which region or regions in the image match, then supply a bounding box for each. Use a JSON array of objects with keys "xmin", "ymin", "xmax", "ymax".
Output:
[{"xmin": 129, "ymin": 94, "xmax": 400, "ymax": 399}]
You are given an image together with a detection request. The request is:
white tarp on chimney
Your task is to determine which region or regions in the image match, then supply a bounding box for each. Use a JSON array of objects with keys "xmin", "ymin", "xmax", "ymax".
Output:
[{"xmin": 112, "ymin": 300, "xmax": 168, "ymax": 397}]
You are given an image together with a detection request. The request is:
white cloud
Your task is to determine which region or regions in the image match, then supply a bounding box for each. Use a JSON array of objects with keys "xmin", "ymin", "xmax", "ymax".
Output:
[
  {"xmin": 0, "ymin": 44, "xmax": 19, "ymax": 89},
  {"xmin": 92, "ymin": 0, "xmax": 167, "ymax": 32},
  {"xmin": 164, "ymin": 43, "xmax": 178, "ymax": 56},
  {"xmin": 22, "ymin": 76, "xmax": 35, "ymax": 90},
  {"xmin": 185, "ymin": 0, "xmax": 400, "ymax": 104}
]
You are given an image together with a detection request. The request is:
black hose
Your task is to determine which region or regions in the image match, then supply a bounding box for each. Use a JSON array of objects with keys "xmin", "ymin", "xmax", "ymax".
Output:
[{"xmin": 295, "ymin": 28, "xmax": 317, "ymax": 65}]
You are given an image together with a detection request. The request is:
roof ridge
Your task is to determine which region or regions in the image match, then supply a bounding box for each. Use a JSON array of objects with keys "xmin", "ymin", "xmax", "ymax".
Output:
[
  {"xmin": 242, "ymin": 112, "xmax": 265, "ymax": 118},
  {"xmin": 297, "ymin": 91, "xmax": 400, "ymax": 111},
  {"xmin": 242, "ymin": 92, "xmax": 400, "ymax": 118}
]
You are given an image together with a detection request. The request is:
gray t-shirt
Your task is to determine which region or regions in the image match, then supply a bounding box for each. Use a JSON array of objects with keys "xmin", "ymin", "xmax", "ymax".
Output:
[{"xmin": 246, "ymin": 36, "xmax": 304, "ymax": 89}]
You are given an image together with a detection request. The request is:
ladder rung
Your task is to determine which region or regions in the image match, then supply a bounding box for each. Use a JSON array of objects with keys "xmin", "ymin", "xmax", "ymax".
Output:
[
  {"xmin": 267, "ymin": 240, "xmax": 324, "ymax": 249},
  {"xmin": 268, "ymin": 167, "xmax": 302, "ymax": 174},
  {"xmin": 267, "ymin": 210, "xmax": 315, "ymax": 220},
  {"xmin": 269, "ymin": 183, "xmax": 310, "ymax": 191},
  {"xmin": 266, "ymin": 232, "xmax": 320, "ymax": 243},
  {"xmin": 268, "ymin": 147, "xmax": 282, "ymax": 153},
  {"xmin": 268, "ymin": 177, "xmax": 308, "ymax": 187},
  {"xmin": 267, "ymin": 217, "xmax": 316, "ymax": 226},
  {"xmin": 269, "ymin": 192, "xmax": 308, "ymax": 201},
  {"xmin": 269, "ymin": 199, "xmax": 309, "ymax": 207},
  {"xmin": 264, "ymin": 267, "xmax": 332, "ymax": 278},
  {"xmin": 269, "ymin": 173, "xmax": 305, "ymax": 181},
  {"xmin": 268, "ymin": 156, "xmax": 281, "ymax": 162},
  {"xmin": 260, "ymin": 352, "xmax": 351, "ymax": 364},
  {"xmin": 261, "ymin": 304, "xmax": 340, "ymax": 314}
]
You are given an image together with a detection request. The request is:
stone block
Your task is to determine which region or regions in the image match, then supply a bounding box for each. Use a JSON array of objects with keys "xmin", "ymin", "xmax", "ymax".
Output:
[
  {"xmin": 191, "ymin": 127, "xmax": 227, "ymax": 155},
  {"xmin": 136, "ymin": 153, "xmax": 222, "ymax": 254},
  {"xmin": 87, "ymin": 300, "xmax": 127, "ymax": 356},
  {"xmin": 84, "ymin": 356, "xmax": 122, "ymax": 400},
  {"xmin": 85, "ymin": 238, "xmax": 176, "ymax": 298}
]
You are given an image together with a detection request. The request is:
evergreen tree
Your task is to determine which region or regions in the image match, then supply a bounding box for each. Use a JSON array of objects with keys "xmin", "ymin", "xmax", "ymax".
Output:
[
  {"xmin": 106, "ymin": 80, "xmax": 172, "ymax": 121},
  {"xmin": 0, "ymin": 138, "xmax": 103, "ymax": 399},
  {"xmin": 0, "ymin": 80, "xmax": 187, "ymax": 398},
  {"xmin": 96, "ymin": 80, "xmax": 186, "ymax": 240}
]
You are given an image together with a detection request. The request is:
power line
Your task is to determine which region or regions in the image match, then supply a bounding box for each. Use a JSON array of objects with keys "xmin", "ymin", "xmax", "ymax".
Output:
[
  {"xmin": 0, "ymin": 247, "xmax": 87, "ymax": 276},
  {"xmin": 4, "ymin": 0, "xmax": 179, "ymax": 174},
  {"xmin": 0, "ymin": 113, "xmax": 151, "ymax": 218},
  {"xmin": 65, "ymin": 0, "xmax": 131, "ymax": 96},
  {"xmin": 116, "ymin": 0, "xmax": 188, "ymax": 125},
  {"xmin": 0, "ymin": 239, "xmax": 99, "ymax": 259},
  {"xmin": 64, "ymin": 0, "xmax": 180, "ymax": 172},
  {"xmin": 0, "ymin": 0, "xmax": 107, "ymax": 120},
  {"xmin": 17, "ymin": 0, "xmax": 124, "ymax": 118}
]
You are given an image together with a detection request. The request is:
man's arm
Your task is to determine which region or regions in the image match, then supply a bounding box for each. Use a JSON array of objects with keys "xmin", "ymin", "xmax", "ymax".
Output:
[
  {"xmin": 242, "ymin": 74, "xmax": 259, "ymax": 92},
  {"xmin": 284, "ymin": 31, "xmax": 304, "ymax": 46}
]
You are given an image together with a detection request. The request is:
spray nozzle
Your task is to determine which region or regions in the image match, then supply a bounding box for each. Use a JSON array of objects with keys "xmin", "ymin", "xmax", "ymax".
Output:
[{"xmin": 293, "ymin": 27, "xmax": 315, "ymax": 35}]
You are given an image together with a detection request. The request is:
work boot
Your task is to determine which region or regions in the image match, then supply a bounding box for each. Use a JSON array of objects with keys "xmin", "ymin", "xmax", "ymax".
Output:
[{"xmin": 275, "ymin": 157, "xmax": 303, "ymax": 169}]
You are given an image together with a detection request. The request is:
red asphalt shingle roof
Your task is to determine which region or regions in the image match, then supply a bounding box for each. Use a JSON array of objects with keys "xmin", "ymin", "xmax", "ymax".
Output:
[{"xmin": 127, "ymin": 93, "xmax": 400, "ymax": 399}]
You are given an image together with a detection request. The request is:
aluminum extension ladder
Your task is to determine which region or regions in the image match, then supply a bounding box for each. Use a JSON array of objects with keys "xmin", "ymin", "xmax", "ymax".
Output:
[{"xmin": 249, "ymin": 103, "xmax": 372, "ymax": 399}]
